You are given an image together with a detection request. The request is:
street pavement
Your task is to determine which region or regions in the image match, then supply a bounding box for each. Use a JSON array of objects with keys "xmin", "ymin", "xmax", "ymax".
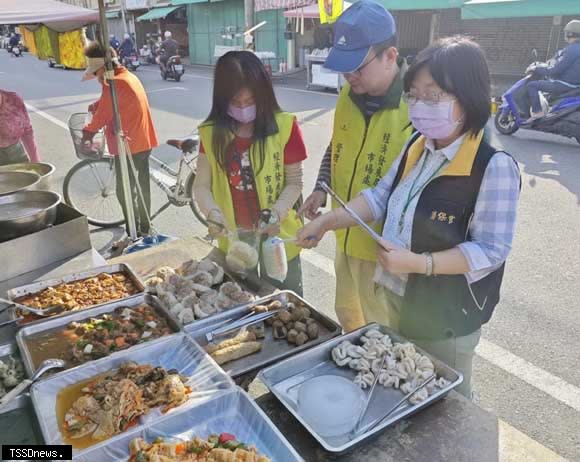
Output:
[{"xmin": 1, "ymin": 51, "xmax": 579, "ymax": 460}]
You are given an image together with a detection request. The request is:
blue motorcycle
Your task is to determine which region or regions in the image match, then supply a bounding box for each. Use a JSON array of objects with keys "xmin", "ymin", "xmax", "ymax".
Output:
[{"xmin": 494, "ymin": 52, "xmax": 580, "ymax": 144}]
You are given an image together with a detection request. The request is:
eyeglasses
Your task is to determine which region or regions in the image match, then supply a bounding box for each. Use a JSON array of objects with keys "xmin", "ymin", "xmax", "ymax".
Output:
[
  {"xmin": 347, "ymin": 53, "xmax": 379, "ymax": 76},
  {"xmin": 402, "ymin": 91, "xmax": 454, "ymax": 106}
]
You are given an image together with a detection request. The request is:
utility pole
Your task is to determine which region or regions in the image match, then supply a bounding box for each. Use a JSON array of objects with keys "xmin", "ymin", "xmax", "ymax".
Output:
[{"xmin": 120, "ymin": 0, "xmax": 129, "ymax": 35}]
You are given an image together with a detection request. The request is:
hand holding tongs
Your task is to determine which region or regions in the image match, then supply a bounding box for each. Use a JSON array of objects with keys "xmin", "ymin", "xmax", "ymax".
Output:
[{"xmin": 318, "ymin": 182, "xmax": 388, "ymax": 251}]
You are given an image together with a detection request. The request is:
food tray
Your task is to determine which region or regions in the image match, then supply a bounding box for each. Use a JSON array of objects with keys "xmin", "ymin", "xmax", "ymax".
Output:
[
  {"xmin": 6, "ymin": 263, "xmax": 145, "ymax": 325},
  {"xmin": 30, "ymin": 333, "xmax": 234, "ymax": 457},
  {"xmin": 186, "ymin": 291, "xmax": 342, "ymax": 378},
  {"xmin": 16, "ymin": 294, "xmax": 182, "ymax": 378},
  {"xmin": 75, "ymin": 388, "xmax": 304, "ymax": 461},
  {"xmin": 258, "ymin": 323, "xmax": 463, "ymax": 453}
]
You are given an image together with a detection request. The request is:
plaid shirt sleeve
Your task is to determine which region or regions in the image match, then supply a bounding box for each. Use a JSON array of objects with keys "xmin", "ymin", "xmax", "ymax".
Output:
[{"xmin": 458, "ymin": 152, "xmax": 521, "ymax": 284}]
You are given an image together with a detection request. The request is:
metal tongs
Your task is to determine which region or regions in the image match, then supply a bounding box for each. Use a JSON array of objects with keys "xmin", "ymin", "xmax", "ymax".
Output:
[
  {"xmin": 353, "ymin": 374, "xmax": 437, "ymax": 437},
  {"xmin": 205, "ymin": 310, "xmax": 277, "ymax": 344},
  {"xmin": 318, "ymin": 182, "xmax": 388, "ymax": 251}
]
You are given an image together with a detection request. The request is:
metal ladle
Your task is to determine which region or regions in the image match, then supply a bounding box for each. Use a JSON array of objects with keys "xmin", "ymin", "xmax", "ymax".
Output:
[
  {"xmin": 0, "ymin": 296, "xmax": 65, "ymax": 317},
  {"xmin": 0, "ymin": 358, "xmax": 66, "ymax": 408}
]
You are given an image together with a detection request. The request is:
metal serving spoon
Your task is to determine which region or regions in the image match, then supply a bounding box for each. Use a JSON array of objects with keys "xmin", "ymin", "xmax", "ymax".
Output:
[
  {"xmin": 0, "ymin": 296, "xmax": 66, "ymax": 317},
  {"xmin": 0, "ymin": 358, "xmax": 66, "ymax": 408}
]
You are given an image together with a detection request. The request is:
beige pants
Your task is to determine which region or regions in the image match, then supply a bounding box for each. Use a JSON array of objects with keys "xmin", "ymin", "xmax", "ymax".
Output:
[
  {"xmin": 380, "ymin": 287, "xmax": 482, "ymax": 399},
  {"xmin": 334, "ymin": 250, "xmax": 391, "ymax": 332}
]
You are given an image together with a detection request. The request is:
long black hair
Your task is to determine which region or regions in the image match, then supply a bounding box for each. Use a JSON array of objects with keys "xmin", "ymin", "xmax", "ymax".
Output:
[{"xmin": 205, "ymin": 51, "xmax": 281, "ymax": 175}]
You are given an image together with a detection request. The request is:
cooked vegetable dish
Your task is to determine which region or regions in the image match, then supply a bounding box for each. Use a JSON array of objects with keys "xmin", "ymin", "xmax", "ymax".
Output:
[
  {"xmin": 27, "ymin": 304, "xmax": 175, "ymax": 370},
  {"xmin": 129, "ymin": 433, "xmax": 271, "ymax": 461},
  {"xmin": 16, "ymin": 272, "xmax": 139, "ymax": 323}
]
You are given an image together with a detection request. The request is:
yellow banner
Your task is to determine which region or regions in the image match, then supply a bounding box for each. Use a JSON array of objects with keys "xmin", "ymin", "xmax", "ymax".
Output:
[{"xmin": 319, "ymin": 0, "xmax": 343, "ymax": 24}]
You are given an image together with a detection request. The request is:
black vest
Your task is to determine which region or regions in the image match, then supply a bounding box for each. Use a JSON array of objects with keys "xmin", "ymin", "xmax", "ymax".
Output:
[{"xmin": 388, "ymin": 133, "xmax": 513, "ymax": 341}]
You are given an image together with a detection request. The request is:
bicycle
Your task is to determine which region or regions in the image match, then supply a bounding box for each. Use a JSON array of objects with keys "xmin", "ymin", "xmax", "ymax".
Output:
[{"xmin": 63, "ymin": 113, "xmax": 206, "ymax": 228}]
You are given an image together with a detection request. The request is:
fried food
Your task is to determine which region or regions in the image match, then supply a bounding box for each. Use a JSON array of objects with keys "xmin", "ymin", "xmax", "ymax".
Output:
[
  {"xmin": 204, "ymin": 331, "xmax": 257, "ymax": 355},
  {"xmin": 211, "ymin": 341, "xmax": 262, "ymax": 366}
]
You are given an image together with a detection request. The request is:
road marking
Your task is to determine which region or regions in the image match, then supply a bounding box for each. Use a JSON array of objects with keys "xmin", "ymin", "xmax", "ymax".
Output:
[
  {"xmin": 477, "ymin": 339, "xmax": 580, "ymax": 413},
  {"xmin": 299, "ymin": 248, "xmax": 580, "ymax": 413},
  {"xmin": 147, "ymin": 87, "xmax": 187, "ymax": 94},
  {"xmin": 25, "ymin": 103, "xmax": 68, "ymax": 130},
  {"xmin": 139, "ymin": 67, "xmax": 337, "ymax": 97}
]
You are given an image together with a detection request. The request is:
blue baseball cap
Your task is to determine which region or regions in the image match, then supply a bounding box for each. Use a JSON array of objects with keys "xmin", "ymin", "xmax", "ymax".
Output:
[{"xmin": 324, "ymin": 0, "xmax": 396, "ymax": 74}]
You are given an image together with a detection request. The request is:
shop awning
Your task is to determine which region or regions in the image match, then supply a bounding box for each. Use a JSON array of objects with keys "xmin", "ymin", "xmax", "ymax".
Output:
[
  {"xmin": 0, "ymin": 0, "xmax": 99, "ymax": 32},
  {"xmin": 380, "ymin": 0, "xmax": 466, "ymax": 10},
  {"xmin": 284, "ymin": 2, "xmax": 352, "ymax": 18},
  {"xmin": 106, "ymin": 10, "xmax": 121, "ymax": 19},
  {"xmin": 136, "ymin": 6, "xmax": 180, "ymax": 22},
  {"xmin": 462, "ymin": 0, "xmax": 580, "ymax": 19}
]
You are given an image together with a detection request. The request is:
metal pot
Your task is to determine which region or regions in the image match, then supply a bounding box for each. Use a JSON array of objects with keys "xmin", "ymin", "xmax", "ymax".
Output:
[
  {"xmin": 0, "ymin": 191, "xmax": 61, "ymax": 242},
  {"xmin": 0, "ymin": 171, "xmax": 41, "ymax": 196},
  {"xmin": 0, "ymin": 163, "xmax": 55, "ymax": 190}
]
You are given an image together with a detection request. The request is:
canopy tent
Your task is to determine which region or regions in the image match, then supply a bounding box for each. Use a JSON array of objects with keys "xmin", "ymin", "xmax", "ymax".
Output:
[
  {"xmin": 380, "ymin": 0, "xmax": 466, "ymax": 10},
  {"xmin": 136, "ymin": 6, "xmax": 181, "ymax": 22},
  {"xmin": 284, "ymin": 1, "xmax": 352, "ymax": 18},
  {"xmin": 462, "ymin": 0, "xmax": 580, "ymax": 19},
  {"xmin": 256, "ymin": 0, "xmax": 315, "ymax": 13},
  {"xmin": 0, "ymin": 0, "xmax": 99, "ymax": 32}
]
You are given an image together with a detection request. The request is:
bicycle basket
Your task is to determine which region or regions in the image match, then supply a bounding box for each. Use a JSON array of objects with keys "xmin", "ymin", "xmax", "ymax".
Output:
[{"xmin": 68, "ymin": 112, "xmax": 106, "ymax": 160}]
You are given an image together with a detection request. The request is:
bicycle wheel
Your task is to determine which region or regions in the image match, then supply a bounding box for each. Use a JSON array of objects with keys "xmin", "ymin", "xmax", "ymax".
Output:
[
  {"xmin": 63, "ymin": 158, "xmax": 126, "ymax": 228},
  {"xmin": 186, "ymin": 172, "xmax": 207, "ymax": 226}
]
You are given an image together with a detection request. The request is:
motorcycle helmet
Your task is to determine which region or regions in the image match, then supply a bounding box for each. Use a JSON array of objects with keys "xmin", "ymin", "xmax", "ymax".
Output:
[
  {"xmin": 164, "ymin": 31, "xmax": 172, "ymax": 39},
  {"xmin": 564, "ymin": 20, "xmax": 580, "ymax": 39},
  {"xmin": 124, "ymin": 33, "xmax": 131, "ymax": 40}
]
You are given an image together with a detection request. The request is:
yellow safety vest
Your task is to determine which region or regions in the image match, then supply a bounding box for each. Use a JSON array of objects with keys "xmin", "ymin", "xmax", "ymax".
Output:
[
  {"xmin": 199, "ymin": 111, "xmax": 302, "ymax": 261},
  {"xmin": 331, "ymin": 83, "xmax": 412, "ymax": 262}
]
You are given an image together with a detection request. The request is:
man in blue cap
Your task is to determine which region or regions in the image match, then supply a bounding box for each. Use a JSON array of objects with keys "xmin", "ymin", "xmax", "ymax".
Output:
[{"xmin": 299, "ymin": 0, "xmax": 412, "ymax": 331}]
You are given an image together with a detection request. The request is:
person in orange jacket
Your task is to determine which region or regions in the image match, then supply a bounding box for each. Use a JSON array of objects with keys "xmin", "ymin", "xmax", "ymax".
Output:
[{"xmin": 82, "ymin": 41, "xmax": 158, "ymax": 237}]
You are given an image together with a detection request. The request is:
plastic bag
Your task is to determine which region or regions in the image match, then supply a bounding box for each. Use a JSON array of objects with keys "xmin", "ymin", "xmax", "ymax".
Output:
[
  {"xmin": 225, "ymin": 237, "xmax": 259, "ymax": 274},
  {"xmin": 262, "ymin": 237, "xmax": 288, "ymax": 283}
]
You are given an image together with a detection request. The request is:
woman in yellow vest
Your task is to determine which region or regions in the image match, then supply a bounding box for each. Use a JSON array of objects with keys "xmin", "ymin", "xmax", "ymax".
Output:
[
  {"xmin": 297, "ymin": 37, "xmax": 521, "ymax": 398},
  {"xmin": 193, "ymin": 51, "xmax": 307, "ymax": 295}
]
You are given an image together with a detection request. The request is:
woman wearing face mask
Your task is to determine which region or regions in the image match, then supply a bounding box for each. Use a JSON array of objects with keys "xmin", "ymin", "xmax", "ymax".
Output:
[
  {"xmin": 296, "ymin": 37, "xmax": 520, "ymax": 397},
  {"xmin": 194, "ymin": 51, "xmax": 307, "ymax": 295}
]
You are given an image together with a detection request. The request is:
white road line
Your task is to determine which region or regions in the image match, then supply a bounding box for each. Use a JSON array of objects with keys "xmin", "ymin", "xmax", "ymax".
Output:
[
  {"xmin": 25, "ymin": 99, "xmax": 580, "ymax": 415},
  {"xmin": 25, "ymin": 103, "xmax": 68, "ymax": 130},
  {"xmin": 147, "ymin": 87, "xmax": 187, "ymax": 93},
  {"xmin": 139, "ymin": 67, "xmax": 337, "ymax": 97},
  {"xmin": 300, "ymin": 249, "xmax": 580, "ymax": 413},
  {"xmin": 477, "ymin": 339, "xmax": 580, "ymax": 412}
]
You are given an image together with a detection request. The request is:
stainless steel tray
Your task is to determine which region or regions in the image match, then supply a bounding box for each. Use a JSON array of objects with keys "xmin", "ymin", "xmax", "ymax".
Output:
[
  {"xmin": 74, "ymin": 388, "xmax": 304, "ymax": 462},
  {"xmin": 0, "ymin": 393, "xmax": 44, "ymax": 458},
  {"xmin": 187, "ymin": 291, "xmax": 342, "ymax": 378},
  {"xmin": 31, "ymin": 333, "xmax": 234, "ymax": 457},
  {"xmin": 6, "ymin": 263, "xmax": 145, "ymax": 325},
  {"xmin": 16, "ymin": 294, "xmax": 182, "ymax": 378},
  {"xmin": 258, "ymin": 323, "xmax": 463, "ymax": 453}
]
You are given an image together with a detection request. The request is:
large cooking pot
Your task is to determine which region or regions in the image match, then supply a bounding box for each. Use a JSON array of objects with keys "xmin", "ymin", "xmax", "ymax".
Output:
[
  {"xmin": 0, "ymin": 163, "xmax": 55, "ymax": 190},
  {"xmin": 0, "ymin": 190, "xmax": 61, "ymax": 242},
  {"xmin": 0, "ymin": 171, "xmax": 41, "ymax": 196}
]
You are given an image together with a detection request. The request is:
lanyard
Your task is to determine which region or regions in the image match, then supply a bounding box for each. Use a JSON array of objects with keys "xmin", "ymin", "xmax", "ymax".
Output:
[{"xmin": 398, "ymin": 150, "xmax": 448, "ymax": 232}]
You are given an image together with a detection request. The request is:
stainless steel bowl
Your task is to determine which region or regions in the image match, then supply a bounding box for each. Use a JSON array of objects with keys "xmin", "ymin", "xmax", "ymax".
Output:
[
  {"xmin": 0, "ymin": 163, "xmax": 55, "ymax": 190},
  {"xmin": 0, "ymin": 171, "xmax": 41, "ymax": 196},
  {"xmin": 0, "ymin": 191, "xmax": 61, "ymax": 242}
]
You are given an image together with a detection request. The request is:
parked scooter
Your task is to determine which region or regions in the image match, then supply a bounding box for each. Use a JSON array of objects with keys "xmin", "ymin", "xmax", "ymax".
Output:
[
  {"xmin": 139, "ymin": 44, "xmax": 157, "ymax": 65},
  {"xmin": 159, "ymin": 51, "xmax": 184, "ymax": 82},
  {"xmin": 495, "ymin": 50, "xmax": 580, "ymax": 144}
]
